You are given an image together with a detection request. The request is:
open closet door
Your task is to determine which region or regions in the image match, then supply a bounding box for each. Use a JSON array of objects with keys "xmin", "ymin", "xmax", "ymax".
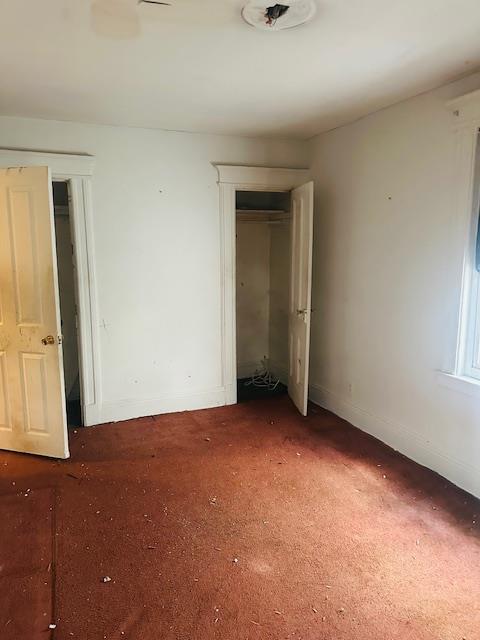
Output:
[
  {"xmin": 288, "ymin": 181, "xmax": 314, "ymax": 416},
  {"xmin": 0, "ymin": 166, "xmax": 69, "ymax": 458}
]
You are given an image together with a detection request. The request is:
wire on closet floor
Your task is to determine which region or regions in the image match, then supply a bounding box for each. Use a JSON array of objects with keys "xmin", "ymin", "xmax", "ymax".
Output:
[{"xmin": 244, "ymin": 359, "xmax": 280, "ymax": 391}]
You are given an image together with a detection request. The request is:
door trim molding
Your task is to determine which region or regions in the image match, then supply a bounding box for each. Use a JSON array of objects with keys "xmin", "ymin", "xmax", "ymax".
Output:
[
  {"xmin": 0, "ymin": 148, "xmax": 95, "ymax": 176},
  {"xmin": 0, "ymin": 149, "xmax": 101, "ymax": 426},
  {"xmin": 213, "ymin": 164, "xmax": 309, "ymax": 405}
]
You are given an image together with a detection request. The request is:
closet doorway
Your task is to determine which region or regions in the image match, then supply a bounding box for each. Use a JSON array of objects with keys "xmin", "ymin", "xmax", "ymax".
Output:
[
  {"xmin": 236, "ymin": 191, "xmax": 291, "ymax": 403},
  {"xmin": 216, "ymin": 165, "xmax": 313, "ymax": 416},
  {"xmin": 53, "ymin": 181, "xmax": 82, "ymax": 427}
]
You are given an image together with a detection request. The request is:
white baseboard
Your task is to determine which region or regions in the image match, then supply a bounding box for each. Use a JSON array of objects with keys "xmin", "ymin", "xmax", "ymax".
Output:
[
  {"xmin": 82, "ymin": 402, "xmax": 102, "ymax": 427},
  {"xmin": 309, "ymin": 381, "xmax": 480, "ymax": 499},
  {"xmin": 94, "ymin": 387, "xmax": 226, "ymax": 425}
]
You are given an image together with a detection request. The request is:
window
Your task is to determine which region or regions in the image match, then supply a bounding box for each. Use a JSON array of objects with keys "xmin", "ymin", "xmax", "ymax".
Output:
[
  {"xmin": 464, "ymin": 221, "xmax": 480, "ymax": 377},
  {"xmin": 458, "ymin": 131, "xmax": 480, "ymax": 381},
  {"xmin": 434, "ymin": 92, "xmax": 480, "ymax": 395}
]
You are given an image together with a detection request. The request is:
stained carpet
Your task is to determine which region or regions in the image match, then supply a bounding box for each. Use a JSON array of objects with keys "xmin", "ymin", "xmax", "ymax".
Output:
[
  {"xmin": 0, "ymin": 397, "xmax": 479, "ymax": 640},
  {"xmin": 0, "ymin": 488, "xmax": 55, "ymax": 639}
]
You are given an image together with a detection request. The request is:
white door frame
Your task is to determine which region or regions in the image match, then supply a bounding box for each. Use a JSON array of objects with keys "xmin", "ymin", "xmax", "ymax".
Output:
[
  {"xmin": 214, "ymin": 165, "xmax": 310, "ymax": 405},
  {"xmin": 0, "ymin": 149, "xmax": 101, "ymax": 426}
]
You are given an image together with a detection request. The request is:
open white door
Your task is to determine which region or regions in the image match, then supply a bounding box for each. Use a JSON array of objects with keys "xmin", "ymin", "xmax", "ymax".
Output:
[
  {"xmin": 288, "ymin": 181, "xmax": 314, "ymax": 416},
  {"xmin": 0, "ymin": 166, "xmax": 69, "ymax": 458}
]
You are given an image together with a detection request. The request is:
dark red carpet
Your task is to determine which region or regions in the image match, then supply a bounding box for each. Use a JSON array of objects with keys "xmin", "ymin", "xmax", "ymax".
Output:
[
  {"xmin": 1, "ymin": 397, "xmax": 479, "ymax": 639},
  {"xmin": 1, "ymin": 488, "xmax": 55, "ymax": 638}
]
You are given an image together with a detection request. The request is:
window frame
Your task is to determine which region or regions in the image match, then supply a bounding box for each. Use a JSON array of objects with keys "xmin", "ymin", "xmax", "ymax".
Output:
[
  {"xmin": 448, "ymin": 91, "xmax": 480, "ymax": 384},
  {"xmin": 460, "ymin": 133, "xmax": 480, "ymax": 380}
]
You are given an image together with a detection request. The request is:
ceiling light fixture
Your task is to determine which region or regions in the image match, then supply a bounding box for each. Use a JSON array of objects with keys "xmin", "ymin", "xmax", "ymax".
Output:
[
  {"xmin": 242, "ymin": 0, "xmax": 316, "ymax": 31},
  {"xmin": 265, "ymin": 4, "xmax": 290, "ymax": 25}
]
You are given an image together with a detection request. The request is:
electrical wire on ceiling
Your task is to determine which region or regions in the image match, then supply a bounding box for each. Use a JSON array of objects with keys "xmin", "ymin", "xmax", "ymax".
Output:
[{"xmin": 138, "ymin": 0, "xmax": 171, "ymax": 6}]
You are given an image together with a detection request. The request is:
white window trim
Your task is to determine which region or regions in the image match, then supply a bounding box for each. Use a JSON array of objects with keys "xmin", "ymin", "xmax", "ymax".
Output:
[
  {"xmin": 441, "ymin": 89, "xmax": 480, "ymax": 392},
  {"xmin": 436, "ymin": 371, "xmax": 480, "ymax": 399}
]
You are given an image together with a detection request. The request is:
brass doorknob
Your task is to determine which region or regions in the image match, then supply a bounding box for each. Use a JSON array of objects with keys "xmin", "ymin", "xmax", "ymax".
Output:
[{"xmin": 41, "ymin": 335, "xmax": 55, "ymax": 345}]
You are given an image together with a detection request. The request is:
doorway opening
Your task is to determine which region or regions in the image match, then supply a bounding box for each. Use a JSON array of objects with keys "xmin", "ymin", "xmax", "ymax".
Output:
[
  {"xmin": 215, "ymin": 165, "xmax": 313, "ymax": 416},
  {"xmin": 236, "ymin": 190, "xmax": 291, "ymax": 404},
  {"xmin": 53, "ymin": 181, "xmax": 82, "ymax": 427}
]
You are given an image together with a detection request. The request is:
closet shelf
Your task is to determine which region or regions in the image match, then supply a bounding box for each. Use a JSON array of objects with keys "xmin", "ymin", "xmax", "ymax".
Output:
[{"xmin": 236, "ymin": 209, "xmax": 290, "ymax": 223}]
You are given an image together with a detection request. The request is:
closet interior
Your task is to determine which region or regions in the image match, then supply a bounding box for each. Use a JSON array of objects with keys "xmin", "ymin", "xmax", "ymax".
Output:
[{"xmin": 235, "ymin": 190, "xmax": 291, "ymax": 402}]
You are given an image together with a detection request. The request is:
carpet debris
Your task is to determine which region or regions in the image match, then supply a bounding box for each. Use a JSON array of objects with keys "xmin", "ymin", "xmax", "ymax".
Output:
[{"xmin": 1, "ymin": 397, "xmax": 479, "ymax": 640}]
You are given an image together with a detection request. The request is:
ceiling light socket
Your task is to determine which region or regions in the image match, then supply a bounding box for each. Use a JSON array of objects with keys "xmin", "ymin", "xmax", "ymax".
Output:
[{"xmin": 242, "ymin": 0, "xmax": 316, "ymax": 31}]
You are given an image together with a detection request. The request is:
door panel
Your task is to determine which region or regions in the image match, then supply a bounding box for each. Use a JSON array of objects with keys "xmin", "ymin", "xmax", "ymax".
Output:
[
  {"xmin": 0, "ymin": 350, "xmax": 9, "ymax": 430},
  {"xmin": 0, "ymin": 166, "xmax": 69, "ymax": 458},
  {"xmin": 288, "ymin": 181, "xmax": 314, "ymax": 416},
  {"xmin": 21, "ymin": 353, "xmax": 49, "ymax": 434}
]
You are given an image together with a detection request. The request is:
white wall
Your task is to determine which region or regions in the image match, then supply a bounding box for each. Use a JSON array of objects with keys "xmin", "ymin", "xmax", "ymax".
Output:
[
  {"xmin": 0, "ymin": 115, "xmax": 309, "ymax": 423},
  {"xmin": 309, "ymin": 72, "xmax": 480, "ymax": 498}
]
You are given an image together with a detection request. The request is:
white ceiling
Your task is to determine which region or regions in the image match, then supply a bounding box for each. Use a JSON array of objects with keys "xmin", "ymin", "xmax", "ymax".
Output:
[{"xmin": 1, "ymin": 0, "xmax": 480, "ymax": 139}]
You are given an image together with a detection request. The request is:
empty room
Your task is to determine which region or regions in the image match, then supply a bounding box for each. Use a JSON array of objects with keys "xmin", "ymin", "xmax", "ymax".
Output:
[{"xmin": 1, "ymin": 2, "xmax": 480, "ymax": 639}]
